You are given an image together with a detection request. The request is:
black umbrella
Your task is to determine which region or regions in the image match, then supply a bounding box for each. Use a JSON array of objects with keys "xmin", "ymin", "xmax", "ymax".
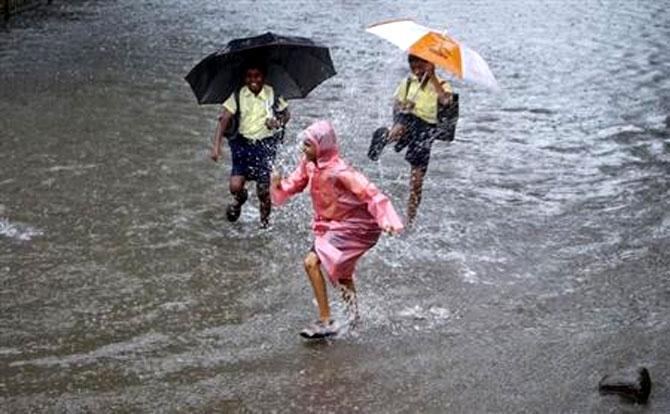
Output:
[{"xmin": 185, "ymin": 32, "xmax": 337, "ymax": 104}]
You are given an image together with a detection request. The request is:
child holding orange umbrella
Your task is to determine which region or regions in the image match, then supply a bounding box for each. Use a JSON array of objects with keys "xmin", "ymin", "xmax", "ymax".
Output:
[
  {"xmin": 387, "ymin": 54, "xmax": 454, "ymax": 225},
  {"xmin": 366, "ymin": 19, "xmax": 498, "ymax": 225}
]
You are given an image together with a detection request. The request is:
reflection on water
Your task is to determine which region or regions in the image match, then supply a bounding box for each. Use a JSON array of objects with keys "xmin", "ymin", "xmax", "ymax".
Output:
[{"xmin": 1, "ymin": 0, "xmax": 669, "ymax": 412}]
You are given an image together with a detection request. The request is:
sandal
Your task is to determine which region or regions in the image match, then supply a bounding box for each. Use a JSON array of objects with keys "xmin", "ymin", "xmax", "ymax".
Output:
[
  {"xmin": 225, "ymin": 189, "xmax": 248, "ymax": 222},
  {"xmin": 225, "ymin": 203, "xmax": 242, "ymax": 222},
  {"xmin": 367, "ymin": 127, "xmax": 389, "ymax": 161},
  {"xmin": 299, "ymin": 320, "xmax": 337, "ymax": 339}
]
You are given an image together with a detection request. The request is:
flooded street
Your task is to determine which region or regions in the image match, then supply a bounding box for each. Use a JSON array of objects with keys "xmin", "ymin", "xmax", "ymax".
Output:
[{"xmin": 2, "ymin": 0, "xmax": 669, "ymax": 412}]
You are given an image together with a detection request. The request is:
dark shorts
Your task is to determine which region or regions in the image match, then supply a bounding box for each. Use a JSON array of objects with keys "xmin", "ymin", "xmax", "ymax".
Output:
[
  {"xmin": 394, "ymin": 113, "xmax": 436, "ymax": 171},
  {"xmin": 228, "ymin": 134, "xmax": 280, "ymax": 183}
]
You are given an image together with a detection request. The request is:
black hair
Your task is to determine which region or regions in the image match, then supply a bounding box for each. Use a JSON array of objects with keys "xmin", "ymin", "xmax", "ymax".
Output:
[
  {"xmin": 408, "ymin": 54, "xmax": 428, "ymax": 65},
  {"xmin": 243, "ymin": 60, "xmax": 267, "ymax": 75}
]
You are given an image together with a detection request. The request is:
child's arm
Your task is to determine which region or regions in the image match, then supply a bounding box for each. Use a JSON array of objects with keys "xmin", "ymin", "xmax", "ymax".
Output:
[
  {"xmin": 271, "ymin": 158, "xmax": 310, "ymax": 206},
  {"xmin": 266, "ymin": 108, "xmax": 290, "ymax": 130},
  {"xmin": 268, "ymin": 95, "xmax": 291, "ymax": 129},
  {"xmin": 339, "ymin": 170, "xmax": 404, "ymax": 234},
  {"xmin": 275, "ymin": 95, "xmax": 290, "ymax": 127},
  {"xmin": 211, "ymin": 109, "xmax": 233, "ymax": 162},
  {"xmin": 277, "ymin": 108, "xmax": 290, "ymax": 127}
]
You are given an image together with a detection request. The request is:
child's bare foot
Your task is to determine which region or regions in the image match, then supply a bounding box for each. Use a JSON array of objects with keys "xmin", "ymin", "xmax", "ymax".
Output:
[{"xmin": 340, "ymin": 286, "xmax": 359, "ymax": 330}]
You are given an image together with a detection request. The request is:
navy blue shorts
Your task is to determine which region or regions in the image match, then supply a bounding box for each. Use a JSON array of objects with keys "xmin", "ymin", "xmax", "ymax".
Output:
[
  {"xmin": 228, "ymin": 134, "xmax": 280, "ymax": 183},
  {"xmin": 394, "ymin": 113, "xmax": 436, "ymax": 171}
]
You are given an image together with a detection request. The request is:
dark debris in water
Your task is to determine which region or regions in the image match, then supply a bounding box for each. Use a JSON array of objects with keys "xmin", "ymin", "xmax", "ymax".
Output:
[{"xmin": 599, "ymin": 366, "xmax": 652, "ymax": 404}]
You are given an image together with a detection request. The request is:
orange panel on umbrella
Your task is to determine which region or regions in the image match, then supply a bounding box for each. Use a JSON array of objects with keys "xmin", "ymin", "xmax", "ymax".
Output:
[{"xmin": 409, "ymin": 32, "xmax": 463, "ymax": 78}]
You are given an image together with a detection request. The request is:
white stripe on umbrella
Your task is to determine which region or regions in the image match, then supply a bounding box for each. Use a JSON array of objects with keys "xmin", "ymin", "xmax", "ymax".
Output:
[
  {"xmin": 366, "ymin": 19, "xmax": 431, "ymax": 50},
  {"xmin": 460, "ymin": 43, "xmax": 500, "ymax": 90},
  {"xmin": 366, "ymin": 19, "xmax": 499, "ymax": 91}
]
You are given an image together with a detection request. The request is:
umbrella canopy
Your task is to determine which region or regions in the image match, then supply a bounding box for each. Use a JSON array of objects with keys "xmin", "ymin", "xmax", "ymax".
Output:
[
  {"xmin": 366, "ymin": 19, "xmax": 499, "ymax": 90},
  {"xmin": 185, "ymin": 32, "xmax": 337, "ymax": 104}
]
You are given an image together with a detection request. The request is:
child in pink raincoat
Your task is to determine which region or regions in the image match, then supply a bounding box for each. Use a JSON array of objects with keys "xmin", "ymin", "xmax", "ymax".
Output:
[{"xmin": 271, "ymin": 120, "xmax": 404, "ymax": 338}]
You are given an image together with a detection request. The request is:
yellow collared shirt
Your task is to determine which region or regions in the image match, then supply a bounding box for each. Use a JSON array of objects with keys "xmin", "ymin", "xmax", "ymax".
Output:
[
  {"xmin": 393, "ymin": 74, "xmax": 452, "ymax": 124},
  {"xmin": 222, "ymin": 85, "xmax": 289, "ymax": 141}
]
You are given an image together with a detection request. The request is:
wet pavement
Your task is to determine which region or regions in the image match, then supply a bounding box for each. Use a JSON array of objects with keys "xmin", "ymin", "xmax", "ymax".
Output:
[{"xmin": 1, "ymin": 0, "xmax": 669, "ymax": 412}]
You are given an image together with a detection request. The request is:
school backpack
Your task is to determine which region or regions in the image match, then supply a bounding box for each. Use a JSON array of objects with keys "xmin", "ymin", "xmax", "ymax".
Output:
[
  {"xmin": 401, "ymin": 77, "xmax": 459, "ymax": 142},
  {"xmin": 223, "ymin": 90, "xmax": 241, "ymax": 138},
  {"xmin": 223, "ymin": 88, "xmax": 283, "ymax": 139},
  {"xmin": 435, "ymin": 93, "xmax": 459, "ymax": 142}
]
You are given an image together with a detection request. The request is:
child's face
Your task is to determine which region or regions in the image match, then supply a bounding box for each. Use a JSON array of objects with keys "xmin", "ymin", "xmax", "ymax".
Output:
[
  {"xmin": 244, "ymin": 68, "xmax": 265, "ymax": 94},
  {"xmin": 409, "ymin": 58, "xmax": 434, "ymax": 79},
  {"xmin": 302, "ymin": 139, "xmax": 317, "ymax": 162}
]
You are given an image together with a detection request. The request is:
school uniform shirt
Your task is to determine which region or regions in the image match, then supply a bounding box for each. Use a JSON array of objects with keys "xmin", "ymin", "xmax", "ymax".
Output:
[
  {"xmin": 222, "ymin": 85, "xmax": 288, "ymax": 141},
  {"xmin": 393, "ymin": 74, "xmax": 452, "ymax": 125}
]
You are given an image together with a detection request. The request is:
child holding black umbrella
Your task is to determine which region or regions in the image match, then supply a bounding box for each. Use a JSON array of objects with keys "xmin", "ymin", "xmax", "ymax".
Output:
[
  {"xmin": 210, "ymin": 62, "xmax": 290, "ymax": 227},
  {"xmin": 187, "ymin": 33, "xmax": 336, "ymax": 227}
]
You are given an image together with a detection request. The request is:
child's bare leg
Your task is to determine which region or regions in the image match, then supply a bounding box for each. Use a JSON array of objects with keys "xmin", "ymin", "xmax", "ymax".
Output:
[
  {"xmin": 407, "ymin": 166, "xmax": 426, "ymax": 226},
  {"xmin": 304, "ymin": 251, "xmax": 330, "ymax": 324},
  {"xmin": 256, "ymin": 182, "xmax": 271, "ymax": 227},
  {"xmin": 339, "ymin": 279, "xmax": 359, "ymax": 328}
]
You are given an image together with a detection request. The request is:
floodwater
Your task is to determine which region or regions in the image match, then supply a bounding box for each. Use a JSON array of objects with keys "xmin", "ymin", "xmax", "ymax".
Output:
[{"xmin": 1, "ymin": 0, "xmax": 669, "ymax": 412}]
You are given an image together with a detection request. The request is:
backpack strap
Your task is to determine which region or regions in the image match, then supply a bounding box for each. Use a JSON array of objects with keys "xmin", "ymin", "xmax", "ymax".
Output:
[
  {"xmin": 234, "ymin": 88, "xmax": 241, "ymax": 125},
  {"xmin": 223, "ymin": 89, "xmax": 241, "ymax": 138}
]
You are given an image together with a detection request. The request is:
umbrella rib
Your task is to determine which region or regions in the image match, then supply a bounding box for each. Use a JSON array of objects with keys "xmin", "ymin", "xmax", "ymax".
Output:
[{"xmin": 219, "ymin": 41, "xmax": 330, "ymax": 55}]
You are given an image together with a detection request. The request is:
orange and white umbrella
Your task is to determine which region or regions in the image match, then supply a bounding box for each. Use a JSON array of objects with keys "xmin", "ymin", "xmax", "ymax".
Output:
[{"xmin": 366, "ymin": 19, "xmax": 499, "ymax": 90}]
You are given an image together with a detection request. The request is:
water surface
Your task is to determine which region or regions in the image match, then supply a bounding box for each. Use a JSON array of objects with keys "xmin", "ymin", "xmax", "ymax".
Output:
[{"xmin": 1, "ymin": 0, "xmax": 669, "ymax": 412}]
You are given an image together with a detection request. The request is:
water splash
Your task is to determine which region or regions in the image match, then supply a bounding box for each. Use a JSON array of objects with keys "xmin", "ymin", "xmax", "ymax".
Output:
[{"xmin": 0, "ymin": 217, "xmax": 44, "ymax": 241}]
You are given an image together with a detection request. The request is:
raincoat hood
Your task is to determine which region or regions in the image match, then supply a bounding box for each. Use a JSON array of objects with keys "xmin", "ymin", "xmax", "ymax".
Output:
[{"xmin": 302, "ymin": 120, "xmax": 340, "ymax": 167}]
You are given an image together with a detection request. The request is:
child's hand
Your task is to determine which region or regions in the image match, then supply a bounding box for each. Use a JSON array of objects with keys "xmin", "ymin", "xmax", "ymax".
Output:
[
  {"xmin": 383, "ymin": 225, "xmax": 401, "ymax": 235},
  {"xmin": 210, "ymin": 145, "xmax": 220, "ymax": 162},
  {"xmin": 401, "ymin": 101, "xmax": 415, "ymax": 111},
  {"xmin": 271, "ymin": 170, "xmax": 282, "ymax": 188},
  {"xmin": 265, "ymin": 117, "xmax": 281, "ymax": 130}
]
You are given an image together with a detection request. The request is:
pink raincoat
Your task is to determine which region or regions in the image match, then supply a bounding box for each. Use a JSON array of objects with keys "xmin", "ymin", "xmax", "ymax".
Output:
[{"xmin": 272, "ymin": 121, "xmax": 404, "ymax": 285}]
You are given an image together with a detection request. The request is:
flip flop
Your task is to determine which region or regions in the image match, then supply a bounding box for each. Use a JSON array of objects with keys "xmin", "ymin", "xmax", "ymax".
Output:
[
  {"xmin": 225, "ymin": 189, "xmax": 248, "ymax": 222},
  {"xmin": 225, "ymin": 203, "xmax": 242, "ymax": 222},
  {"xmin": 299, "ymin": 320, "xmax": 338, "ymax": 339},
  {"xmin": 367, "ymin": 127, "xmax": 389, "ymax": 161}
]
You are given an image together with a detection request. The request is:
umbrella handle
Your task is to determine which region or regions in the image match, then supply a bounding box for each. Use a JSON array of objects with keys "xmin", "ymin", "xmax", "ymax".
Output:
[
  {"xmin": 399, "ymin": 72, "xmax": 429, "ymax": 114},
  {"xmin": 407, "ymin": 72, "xmax": 429, "ymax": 102}
]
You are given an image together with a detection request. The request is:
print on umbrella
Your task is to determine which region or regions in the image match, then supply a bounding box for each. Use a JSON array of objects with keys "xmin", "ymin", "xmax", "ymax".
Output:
[{"xmin": 367, "ymin": 19, "xmax": 498, "ymax": 90}]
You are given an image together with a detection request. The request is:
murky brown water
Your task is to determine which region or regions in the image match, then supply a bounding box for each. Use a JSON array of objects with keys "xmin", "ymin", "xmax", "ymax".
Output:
[{"xmin": 2, "ymin": 0, "xmax": 669, "ymax": 412}]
